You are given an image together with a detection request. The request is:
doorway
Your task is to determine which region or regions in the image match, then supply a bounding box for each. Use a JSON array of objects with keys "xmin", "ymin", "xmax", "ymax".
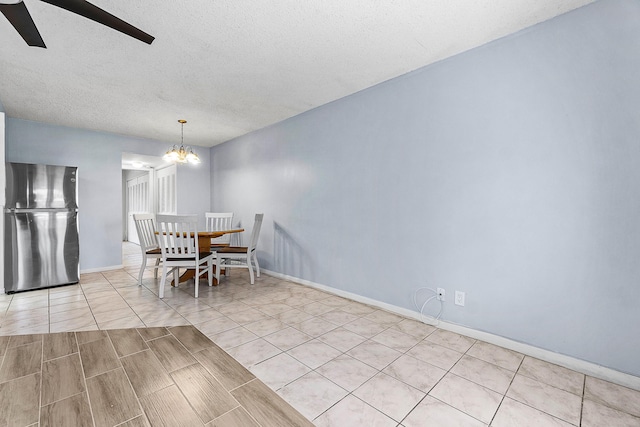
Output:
[
  {"xmin": 125, "ymin": 173, "xmax": 149, "ymax": 244},
  {"xmin": 121, "ymin": 153, "xmax": 176, "ymax": 245}
]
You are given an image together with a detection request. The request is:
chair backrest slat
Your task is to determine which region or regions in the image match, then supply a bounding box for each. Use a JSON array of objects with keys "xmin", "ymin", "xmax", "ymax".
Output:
[
  {"xmin": 205, "ymin": 212, "xmax": 234, "ymax": 245},
  {"xmin": 248, "ymin": 214, "xmax": 264, "ymax": 252},
  {"xmin": 156, "ymin": 214, "xmax": 199, "ymax": 259},
  {"xmin": 133, "ymin": 213, "xmax": 158, "ymax": 251}
]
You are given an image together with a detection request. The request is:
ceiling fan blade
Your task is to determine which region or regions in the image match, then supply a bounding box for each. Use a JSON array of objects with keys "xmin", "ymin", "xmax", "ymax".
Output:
[
  {"xmin": 41, "ymin": 0, "xmax": 154, "ymax": 44},
  {"xmin": 0, "ymin": 1, "xmax": 46, "ymax": 47}
]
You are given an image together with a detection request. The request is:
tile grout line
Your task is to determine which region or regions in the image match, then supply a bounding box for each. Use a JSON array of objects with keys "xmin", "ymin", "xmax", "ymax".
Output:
[
  {"xmin": 302, "ymin": 318, "xmax": 436, "ymax": 423},
  {"xmin": 47, "ymin": 290, "xmax": 51, "ymax": 334},
  {"xmin": 37, "ymin": 333, "xmax": 44, "ymax": 425},
  {"xmin": 579, "ymin": 374, "xmax": 587, "ymax": 427},
  {"xmin": 75, "ymin": 331, "xmax": 99, "ymax": 427},
  {"xmin": 488, "ymin": 353, "xmax": 526, "ymax": 426},
  {"xmin": 8, "ymin": 258, "xmax": 640, "ymax": 425},
  {"xmin": 106, "ymin": 328, "xmax": 150, "ymax": 426},
  {"xmin": 166, "ymin": 328, "xmax": 216, "ymax": 425},
  {"xmin": 77, "ymin": 278, "xmax": 100, "ymax": 332},
  {"xmin": 396, "ymin": 330, "xmax": 483, "ymax": 426}
]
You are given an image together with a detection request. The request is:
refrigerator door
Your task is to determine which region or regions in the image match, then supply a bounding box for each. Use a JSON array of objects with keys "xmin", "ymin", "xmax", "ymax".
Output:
[
  {"xmin": 5, "ymin": 162, "xmax": 78, "ymax": 210},
  {"xmin": 4, "ymin": 210, "xmax": 80, "ymax": 292}
]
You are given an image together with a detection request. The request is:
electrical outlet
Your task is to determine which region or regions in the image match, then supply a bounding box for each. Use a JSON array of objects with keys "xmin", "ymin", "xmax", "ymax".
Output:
[
  {"xmin": 455, "ymin": 291, "xmax": 465, "ymax": 306},
  {"xmin": 437, "ymin": 288, "xmax": 445, "ymax": 301}
]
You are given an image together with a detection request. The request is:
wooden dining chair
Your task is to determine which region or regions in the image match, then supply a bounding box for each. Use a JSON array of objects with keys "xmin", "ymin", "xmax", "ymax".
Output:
[
  {"xmin": 133, "ymin": 213, "xmax": 162, "ymax": 286},
  {"xmin": 214, "ymin": 213, "xmax": 264, "ymax": 285},
  {"xmin": 205, "ymin": 212, "xmax": 234, "ymax": 248},
  {"xmin": 155, "ymin": 214, "xmax": 214, "ymax": 298}
]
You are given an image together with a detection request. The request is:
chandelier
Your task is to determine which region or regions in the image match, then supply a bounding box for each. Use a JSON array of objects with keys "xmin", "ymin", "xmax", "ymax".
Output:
[{"xmin": 163, "ymin": 119, "xmax": 200, "ymax": 164}]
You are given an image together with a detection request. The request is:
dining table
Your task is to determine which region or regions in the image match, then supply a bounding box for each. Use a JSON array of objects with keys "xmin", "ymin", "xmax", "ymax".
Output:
[{"xmin": 157, "ymin": 228, "xmax": 244, "ymax": 286}]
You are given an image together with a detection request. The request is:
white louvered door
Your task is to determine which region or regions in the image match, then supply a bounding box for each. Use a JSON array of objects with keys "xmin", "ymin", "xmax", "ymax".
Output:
[
  {"xmin": 156, "ymin": 164, "xmax": 177, "ymax": 215},
  {"xmin": 126, "ymin": 174, "xmax": 150, "ymax": 245}
]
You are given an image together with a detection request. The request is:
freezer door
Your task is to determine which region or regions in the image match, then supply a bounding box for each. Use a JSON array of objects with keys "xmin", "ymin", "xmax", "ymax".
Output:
[
  {"xmin": 4, "ymin": 211, "xmax": 80, "ymax": 292},
  {"xmin": 5, "ymin": 163, "xmax": 78, "ymax": 209}
]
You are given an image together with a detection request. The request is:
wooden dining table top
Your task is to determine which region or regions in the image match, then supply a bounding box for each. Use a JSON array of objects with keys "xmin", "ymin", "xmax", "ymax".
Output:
[
  {"xmin": 155, "ymin": 228, "xmax": 244, "ymax": 253},
  {"xmin": 155, "ymin": 228, "xmax": 244, "ymax": 238},
  {"xmin": 197, "ymin": 228, "xmax": 244, "ymax": 238}
]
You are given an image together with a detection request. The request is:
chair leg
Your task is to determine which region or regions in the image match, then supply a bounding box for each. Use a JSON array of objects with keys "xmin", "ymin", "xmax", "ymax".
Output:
[
  {"xmin": 207, "ymin": 260, "xmax": 213, "ymax": 286},
  {"xmin": 215, "ymin": 258, "xmax": 221, "ymax": 284},
  {"xmin": 247, "ymin": 257, "xmax": 255, "ymax": 285},
  {"xmin": 138, "ymin": 256, "xmax": 147, "ymax": 286},
  {"xmin": 254, "ymin": 253, "xmax": 261, "ymax": 278},
  {"xmin": 194, "ymin": 266, "xmax": 199, "ymax": 298},
  {"xmin": 154, "ymin": 259, "xmax": 160, "ymax": 278},
  {"xmin": 159, "ymin": 265, "xmax": 167, "ymax": 299},
  {"xmin": 173, "ymin": 269, "xmax": 179, "ymax": 287}
]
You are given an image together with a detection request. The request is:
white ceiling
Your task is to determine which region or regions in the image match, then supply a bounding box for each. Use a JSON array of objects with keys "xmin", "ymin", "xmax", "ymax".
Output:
[{"xmin": 0, "ymin": 0, "xmax": 593, "ymax": 148}]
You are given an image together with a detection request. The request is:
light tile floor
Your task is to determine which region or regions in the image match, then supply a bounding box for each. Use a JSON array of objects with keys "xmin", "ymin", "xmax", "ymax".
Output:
[
  {"xmin": 0, "ymin": 325, "xmax": 313, "ymax": 427},
  {"xmin": 0, "ymin": 242, "xmax": 638, "ymax": 426}
]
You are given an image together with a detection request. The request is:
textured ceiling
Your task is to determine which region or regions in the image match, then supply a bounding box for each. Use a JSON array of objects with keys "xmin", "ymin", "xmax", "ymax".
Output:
[{"xmin": 0, "ymin": 0, "xmax": 594, "ymax": 148}]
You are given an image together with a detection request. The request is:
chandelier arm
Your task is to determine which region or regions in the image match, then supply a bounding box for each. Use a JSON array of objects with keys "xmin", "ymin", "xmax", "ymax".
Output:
[{"xmin": 163, "ymin": 119, "xmax": 199, "ymax": 164}]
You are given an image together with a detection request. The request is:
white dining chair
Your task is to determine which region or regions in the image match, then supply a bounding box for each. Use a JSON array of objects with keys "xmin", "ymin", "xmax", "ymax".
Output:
[
  {"xmin": 205, "ymin": 212, "xmax": 234, "ymax": 248},
  {"xmin": 214, "ymin": 213, "xmax": 264, "ymax": 285},
  {"xmin": 155, "ymin": 214, "xmax": 214, "ymax": 298},
  {"xmin": 133, "ymin": 213, "xmax": 162, "ymax": 286}
]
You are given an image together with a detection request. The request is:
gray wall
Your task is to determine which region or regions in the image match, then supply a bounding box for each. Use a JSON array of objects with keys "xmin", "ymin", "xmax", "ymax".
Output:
[
  {"xmin": 6, "ymin": 118, "xmax": 211, "ymax": 271},
  {"xmin": 210, "ymin": 0, "xmax": 640, "ymax": 376}
]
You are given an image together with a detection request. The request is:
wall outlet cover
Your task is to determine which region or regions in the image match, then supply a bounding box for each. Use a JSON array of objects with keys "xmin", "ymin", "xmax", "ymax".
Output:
[{"xmin": 455, "ymin": 291, "xmax": 465, "ymax": 306}]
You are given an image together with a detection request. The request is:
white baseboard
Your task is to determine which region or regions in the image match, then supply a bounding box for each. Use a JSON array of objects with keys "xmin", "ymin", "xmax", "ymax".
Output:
[
  {"xmin": 80, "ymin": 264, "xmax": 123, "ymax": 274},
  {"xmin": 263, "ymin": 269, "xmax": 640, "ymax": 392}
]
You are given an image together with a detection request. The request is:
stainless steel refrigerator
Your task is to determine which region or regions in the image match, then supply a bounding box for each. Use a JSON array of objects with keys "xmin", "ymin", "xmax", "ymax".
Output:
[{"xmin": 4, "ymin": 162, "xmax": 80, "ymax": 293}]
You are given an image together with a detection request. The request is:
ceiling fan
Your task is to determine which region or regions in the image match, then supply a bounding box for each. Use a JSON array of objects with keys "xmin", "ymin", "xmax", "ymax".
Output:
[{"xmin": 0, "ymin": 0, "xmax": 154, "ymax": 48}]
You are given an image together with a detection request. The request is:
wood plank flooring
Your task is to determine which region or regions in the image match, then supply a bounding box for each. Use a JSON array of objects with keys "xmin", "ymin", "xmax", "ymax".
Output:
[{"xmin": 0, "ymin": 325, "xmax": 313, "ymax": 426}]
